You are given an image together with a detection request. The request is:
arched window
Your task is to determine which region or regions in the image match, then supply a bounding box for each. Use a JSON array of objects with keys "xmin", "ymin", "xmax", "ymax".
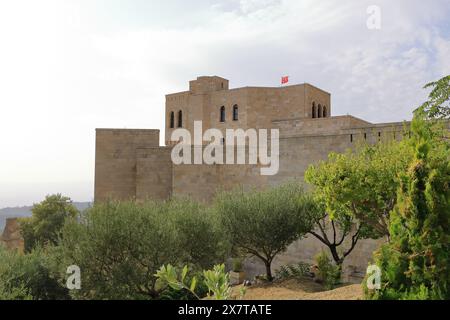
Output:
[
  {"xmin": 169, "ymin": 111, "xmax": 175, "ymax": 128},
  {"xmin": 322, "ymin": 106, "xmax": 327, "ymax": 118},
  {"xmin": 312, "ymin": 103, "xmax": 316, "ymax": 118},
  {"xmin": 178, "ymin": 110, "xmax": 183, "ymax": 128},
  {"xmin": 220, "ymin": 106, "xmax": 225, "ymax": 122},
  {"xmin": 233, "ymin": 104, "xmax": 238, "ymax": 121},
  {"xmin": 318, "ymin": 104, "xmax": 322, "ymax": 118}
]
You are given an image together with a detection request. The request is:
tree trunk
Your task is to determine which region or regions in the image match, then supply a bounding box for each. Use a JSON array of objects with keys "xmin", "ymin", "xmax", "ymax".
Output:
[
  {"xmin": 329, "ymin": 245, "xmax": 343, "ymax": 266},
  {"xmin": 264, "ymin": 260, "xmax": 273, "ymax": 282}
]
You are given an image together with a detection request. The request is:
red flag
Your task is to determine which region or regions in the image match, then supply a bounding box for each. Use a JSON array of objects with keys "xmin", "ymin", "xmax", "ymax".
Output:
[{"xmin": 281, "ymin": 76, "xmax": 289, "ymax": 85}]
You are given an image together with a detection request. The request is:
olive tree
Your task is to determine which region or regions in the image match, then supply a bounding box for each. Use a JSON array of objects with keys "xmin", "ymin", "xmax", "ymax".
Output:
[
  {"xmin": 0, "ymin": 246, "xmax": 69, "ymax": 300},
  {"xmin": 59, "ymin": 199, "xmax": 228, "ymax": 300},
  {"xmin": 214, "ymin": 183, "xmax": 313, "ymax": 281}
]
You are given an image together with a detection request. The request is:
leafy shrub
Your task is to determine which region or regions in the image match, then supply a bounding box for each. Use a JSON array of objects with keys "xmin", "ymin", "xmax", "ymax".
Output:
[
  {"xmin": 156, "ymin": 264, "xmax": 232, "ymax": 300},
  {"xmin": 159, "ymin": 270, "xmax": 209, "ymax": 300},
  {"xmin": 314, "ymin": 251, "xmax": 341, "ymax": 290},
  {"xmin": 203, "ymin": 264, "xmax": 232, "ymax": 300},
  {"xmin": 275, "ymin": 262, "xmax": 312, "ymax": 281},
  {"xmin": 58, "ymin": 199, "xmax": 228, "ymax": 300},
  {"xmin": 0, "ymin": 284, "xmax": 32, "ymax": 300},
  {"xmin": 232, "ymin": 258, "xmax": 243, "ymax": 273},
  {"xmin": 0, "ymin": 246, "xmax": 69, "ymax": 300}
]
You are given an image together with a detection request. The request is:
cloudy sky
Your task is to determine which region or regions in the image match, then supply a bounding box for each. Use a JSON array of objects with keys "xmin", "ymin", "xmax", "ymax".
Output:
[{"xmin": 0, "ymin": 0, "xmax": 449, "ymax": 207}]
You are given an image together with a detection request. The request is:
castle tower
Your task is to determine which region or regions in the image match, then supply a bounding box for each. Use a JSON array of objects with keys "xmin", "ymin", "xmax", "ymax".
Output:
[{"xmin": 164, "ymin": 76, "xmax": 331, "ymax": 146}]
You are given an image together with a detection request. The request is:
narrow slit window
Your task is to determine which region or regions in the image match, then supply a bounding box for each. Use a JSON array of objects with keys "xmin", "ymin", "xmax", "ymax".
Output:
[
  {"xmin": 233, "ymin": 105, "xmax": 238, "ymax": 121},
  {"xmin": 169, "ymin": 112, "xmax": 175, "ymax": 128},
  {"xmin": 220, "ymin": 106, "xmax": 225, "ymax": 122},
  {"xmin": 178, "ymin": 110, "xmax": 183, "ymax": 128}
]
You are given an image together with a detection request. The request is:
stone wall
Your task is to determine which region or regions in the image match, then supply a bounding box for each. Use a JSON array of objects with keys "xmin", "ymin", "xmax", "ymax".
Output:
[
  {"xmin": 94, "ymin": 129, "xmax": 160, "ymax": 201},
  {"xmin": 0, "ymin": 218, "xmax": 24, "ymax": 253},
  {"xmin": 136, "ymin": 147, "xmax": 173, "ymax": 200},
  {"xmin": 171, "ymin": 145, "xmax": 268, "ymax": 202}
]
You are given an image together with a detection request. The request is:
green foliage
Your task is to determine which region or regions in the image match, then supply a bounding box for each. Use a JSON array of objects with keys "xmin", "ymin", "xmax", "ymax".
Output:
[
  {"xmin": 301, "ymin": 195, "xmax": 366, "ymax": 267},
  {"xmin": 305, "ymin": 139, "xmax": 413, "ymax": 238},
  {"xmin": 165, "ymin": 198, "xmax": 230, "ymax": 268},
  {"xmin": 0, "ymin": 246, "xmax": 70, "ymax": 300},
  {"xmin": 155, "ymin": 264, "xmax": 201, "ymax": 299},
  {"xmin": 232, "ymin": 258, "xmax": 243, "ymax": 273},
  {"xmin": 203, "ymin": 264, "xmax": 232, "ymax": 300},
  {"xmin": 0, "ymin": 284, "xmax": 32, "ymax": 300},
  {"xmin": 367, "ymin": 76, "xmax": 450, "ymax": 300},
  {"xmin": 156, "ymin": 264, "xmax": 231, "ymax": 300},
  {"xmin": 19, "ymin": 194, "xmax": 79, "ymax": 252},
  {"xmin": 415, "ymin": 75, "xmax": 450, "ymax": 120},
  {"xmin": 367, "ymin": 117, "xmax": 450, "ymax": 300},
  {"xmin": 314, "ymin": 251, "xmax": 341, "ymax": 290},
  {"xmin": 58, "ymin": 199, "xmax": 228, "ymax": 300},
  {"xmin": 275, "ymin": 262, "xmax": 311, "ymax": 281},
  {"xmin": 214, "ymin": 182, "xmax": 314, "ymax": 281}
]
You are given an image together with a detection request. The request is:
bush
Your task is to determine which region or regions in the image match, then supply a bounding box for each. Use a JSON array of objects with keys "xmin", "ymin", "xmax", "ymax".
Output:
[
  {"xmin": 0, "ymin": 285, "xmax": 32, "ymax": 300},
  {"xmin": 0, "ymin": 246, "xmax": 70, "ymax": 300},
  {"xmin": 232, "ymin": 258, "xmax": 243, "ymax": 273},
  {"xmin": 156, "ymin": 264, "xmax": 232, "ymax": 300},
  {"xmin": 314, "ymin": 251, "xmax": 341, "ymax": 290},
  {"xmin": 275, "ymin": 262, "xmax": 312, "ymax": 281},
  {"xmin": 58, "ymin": 199, "xmax": 228, "ymax": 300}
]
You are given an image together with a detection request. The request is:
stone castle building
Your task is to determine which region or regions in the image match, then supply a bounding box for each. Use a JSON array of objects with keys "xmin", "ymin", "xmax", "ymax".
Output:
[{"xmin": 94, "ymin": 76, "xmax": 408, "ymax": 280}]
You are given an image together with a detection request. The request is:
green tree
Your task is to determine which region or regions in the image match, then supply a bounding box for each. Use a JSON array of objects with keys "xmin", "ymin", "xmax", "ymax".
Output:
[
  {"xmin": 58, "ymin": 199, "xmax": 228, "ymax": 300},
  {"xmin": 367, "ymin": 78, "xmax": 450, "ymax": 300},
  {"xmin": 302, "ymin": 196, "xmax": 372, "ymax": 267},
  {"xmin": 214, "ymin": 182, "xmax": 313, "ymax": 281},
  {"xmin": 19, "ymin": 194, "xmax": 78, "ymax": 252},
  {"xmin": 415, "ymin": 75, "xmax": 450, "ymax": 120},
  {"xmin": 305, "ymin": 140, "xmax": 413, "ymax": 239}
]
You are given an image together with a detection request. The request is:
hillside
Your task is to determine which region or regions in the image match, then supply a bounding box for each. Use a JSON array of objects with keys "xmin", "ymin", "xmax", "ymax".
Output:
[{"xmin": 0, "ymin": 202, "xmax": 91, "ymax": 231}]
